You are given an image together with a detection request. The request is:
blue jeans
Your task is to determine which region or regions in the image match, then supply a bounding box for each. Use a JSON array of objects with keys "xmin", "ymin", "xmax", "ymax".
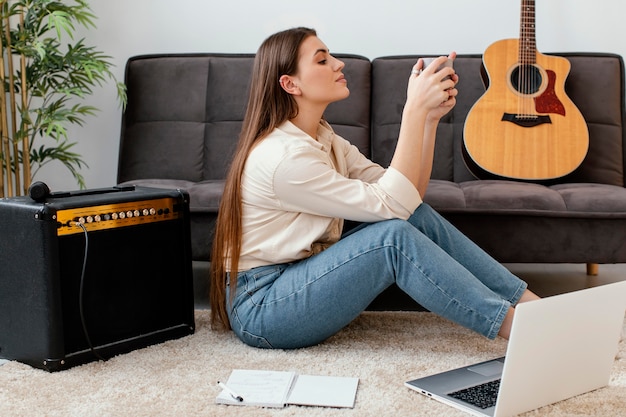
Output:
[{"xmin": 227, "ymin": 204, "xmax": 527, "ymax": 349}]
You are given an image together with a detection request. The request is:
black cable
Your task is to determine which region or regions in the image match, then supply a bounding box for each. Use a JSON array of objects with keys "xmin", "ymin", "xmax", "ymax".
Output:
[{"xmin": 73, "ymin": 221, "xmax": 106, "ymax": 362}]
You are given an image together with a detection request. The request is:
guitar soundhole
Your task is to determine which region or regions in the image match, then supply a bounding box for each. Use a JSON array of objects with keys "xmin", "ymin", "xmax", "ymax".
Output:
[{"xmin": 510, "ymin": 64, "xmax": 542, "ymax": 95}]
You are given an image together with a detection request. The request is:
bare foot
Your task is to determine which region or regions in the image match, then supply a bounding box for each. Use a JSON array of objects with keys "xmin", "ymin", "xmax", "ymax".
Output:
[
  {"xmin": 517, "ymin": 289, "xmax": 541, "ymax": 304},
  {"xmin": 498, "ymin": 290, "xmax": 541, "ymax": 339}
]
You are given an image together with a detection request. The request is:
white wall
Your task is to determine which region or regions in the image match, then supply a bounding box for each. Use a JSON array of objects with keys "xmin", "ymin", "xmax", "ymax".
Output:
[{"xmin": 39, "ymin": 0, "xmax": 626, "ymax": 191}]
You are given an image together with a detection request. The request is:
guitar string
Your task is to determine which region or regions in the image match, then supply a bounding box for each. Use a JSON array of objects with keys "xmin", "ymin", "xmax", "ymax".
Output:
[{"xmin": 519, "ymin": 0, "xmax": 536, "ymax": 120}]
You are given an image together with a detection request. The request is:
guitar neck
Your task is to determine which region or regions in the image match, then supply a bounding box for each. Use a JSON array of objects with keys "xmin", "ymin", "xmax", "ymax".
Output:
[{"xmin": 519, "ymin": 0, "xmax": 537, "ymax": 64}]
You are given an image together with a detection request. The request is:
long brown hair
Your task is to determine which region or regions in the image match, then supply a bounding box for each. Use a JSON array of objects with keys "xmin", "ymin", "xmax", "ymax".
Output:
[{"xmin": 210, "ymin": 27, "xmax": 317, "ymax": 329}]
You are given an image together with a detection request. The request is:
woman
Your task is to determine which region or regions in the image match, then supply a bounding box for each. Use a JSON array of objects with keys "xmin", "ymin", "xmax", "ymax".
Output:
[{"xmin": 210, "ymin": 27, "xmax": 539, "ymax": 349}]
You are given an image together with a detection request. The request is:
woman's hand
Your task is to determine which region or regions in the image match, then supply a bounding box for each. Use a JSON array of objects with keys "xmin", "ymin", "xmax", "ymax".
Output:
[
  {"xmin": 391, "ymin": 52, "xmax": 459, "ymax": 196},
  {"xmin": 406, "ymin": 53, "xmax": 458, "ymax": 122}
]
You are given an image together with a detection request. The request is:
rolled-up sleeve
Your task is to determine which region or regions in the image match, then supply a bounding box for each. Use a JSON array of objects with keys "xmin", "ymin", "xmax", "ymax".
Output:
[{"xmin": 377, "ymin": 167, "xmax": 422, "ymax": 214}]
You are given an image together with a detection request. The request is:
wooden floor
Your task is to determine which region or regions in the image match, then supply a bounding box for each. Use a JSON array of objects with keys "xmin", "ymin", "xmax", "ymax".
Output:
[{"xmin": 506, "ymin": 263, "xmax": 626, "ymax": 297}]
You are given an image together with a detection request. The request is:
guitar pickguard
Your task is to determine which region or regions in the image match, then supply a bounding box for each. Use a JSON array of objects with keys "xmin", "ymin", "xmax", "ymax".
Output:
[{"xmin": 534, "ymin": 70, "xmax": 566, "ymax": 116}]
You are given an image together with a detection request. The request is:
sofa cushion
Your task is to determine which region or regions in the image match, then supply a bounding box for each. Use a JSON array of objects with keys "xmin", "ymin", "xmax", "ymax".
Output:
[
  {"xmin": 425, "ymin": 179, "xmax": 626, "ymax": 218},
  {"xmin": 551, "ymin": 183, "xmax": 626, "ymax": 214},
  {"xmin": 425, "ymin": 179, "xmax": 566, "ymax": 211},
  {"xmin": 118, "ymin": 54, "xmax": 254, "ymax": 184},
  {"xmin": 118, "ymin": 178, "xmax": 224, "ymax": 213}
]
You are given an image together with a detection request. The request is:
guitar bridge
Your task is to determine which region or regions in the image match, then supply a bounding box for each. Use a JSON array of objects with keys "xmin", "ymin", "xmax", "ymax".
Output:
[{"xmin": 501, "ymin": 113, "xmax": 552, "ymax": 128}]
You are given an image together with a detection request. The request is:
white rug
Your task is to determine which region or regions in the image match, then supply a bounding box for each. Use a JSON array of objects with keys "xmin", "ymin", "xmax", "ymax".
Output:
[{"xmin": 1, "ymin": 310, "xmax": 625, "ymax": 416}]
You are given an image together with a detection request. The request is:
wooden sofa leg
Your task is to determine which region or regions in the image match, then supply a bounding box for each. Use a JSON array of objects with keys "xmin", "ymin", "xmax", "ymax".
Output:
[{"xmin": 586, "ymin": 263, "xmax": 599, "ymax": 276}]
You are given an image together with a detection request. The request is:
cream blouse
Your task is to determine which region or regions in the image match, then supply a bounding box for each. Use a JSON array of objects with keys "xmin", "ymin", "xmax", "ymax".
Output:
[{"xmin": 235, "ymin": 120, "xmax": 422, "ymax": 271}]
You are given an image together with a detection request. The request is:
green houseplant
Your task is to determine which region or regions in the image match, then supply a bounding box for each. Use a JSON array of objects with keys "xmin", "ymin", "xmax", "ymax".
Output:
[{"xmin": 0, "ymin": 0, "xmax": 125, "ymax": 198}]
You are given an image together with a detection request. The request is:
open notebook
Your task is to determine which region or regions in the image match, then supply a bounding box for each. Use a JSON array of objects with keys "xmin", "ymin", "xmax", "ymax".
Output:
[{"xmin": 216, "ymin": 369, "xmax": 359, "ymax": 408}]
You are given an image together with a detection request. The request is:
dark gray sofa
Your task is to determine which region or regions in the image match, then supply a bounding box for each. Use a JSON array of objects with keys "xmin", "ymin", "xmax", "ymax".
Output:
[{"xmin": 117, "ymin": 52, "xmax": 626, "ymax": 309}]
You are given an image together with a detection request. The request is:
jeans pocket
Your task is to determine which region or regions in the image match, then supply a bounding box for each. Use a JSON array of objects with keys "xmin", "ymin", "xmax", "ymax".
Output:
[{"xmin": 238, "ymin": 265, "xmax": 285, "ymax": 302}]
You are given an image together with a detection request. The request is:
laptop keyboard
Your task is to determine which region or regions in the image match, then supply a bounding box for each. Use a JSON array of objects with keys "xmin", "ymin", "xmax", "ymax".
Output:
[{"xmin": 448, "ymin": 379, "xmax": 501, "ymax": 409}]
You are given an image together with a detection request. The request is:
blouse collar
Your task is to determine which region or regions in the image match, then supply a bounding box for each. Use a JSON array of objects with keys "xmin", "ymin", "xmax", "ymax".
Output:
[{"xmin": 279, "ymin": 119, "xmax": 335, "ymax": 152}]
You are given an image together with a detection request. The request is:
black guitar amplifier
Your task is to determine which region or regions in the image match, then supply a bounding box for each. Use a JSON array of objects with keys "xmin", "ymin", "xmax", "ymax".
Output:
[{"xmin": 0, "ymin": 185, "xmax": 195, "ymax": 371}]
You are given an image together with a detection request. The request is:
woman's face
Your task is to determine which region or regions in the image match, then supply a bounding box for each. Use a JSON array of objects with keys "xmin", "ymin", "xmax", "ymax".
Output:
[{"xmin": 291, "ymin": 36, "xmax": 349, "ymax": 105}]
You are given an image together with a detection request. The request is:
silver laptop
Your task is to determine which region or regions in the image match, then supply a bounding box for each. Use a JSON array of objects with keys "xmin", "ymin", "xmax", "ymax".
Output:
[{"xmin": 405, "ymin": 281, "xmax": 626, "ymax": 417}]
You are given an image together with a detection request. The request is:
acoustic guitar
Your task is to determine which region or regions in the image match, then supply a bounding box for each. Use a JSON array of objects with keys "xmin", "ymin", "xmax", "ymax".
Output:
[{"xmin": 463, "ymin": 0, "xmax": 589, "ymax": 180}]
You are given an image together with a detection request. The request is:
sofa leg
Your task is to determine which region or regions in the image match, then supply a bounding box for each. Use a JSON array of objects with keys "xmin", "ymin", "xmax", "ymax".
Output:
[{"xmin": 586, "ymin": 263, "xmax": 599, "ymax": 276}]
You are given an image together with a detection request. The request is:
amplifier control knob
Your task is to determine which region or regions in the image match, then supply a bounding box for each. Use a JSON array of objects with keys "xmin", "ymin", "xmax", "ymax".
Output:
[
  {"xmin": 111, "ymin": 212, "xmax": 119, "ymax": 220},
  {"xmin": 94, "ymin": 215, "xmax": 102, "ymax": 222},
  {"xmin": 150, "ymin": 208, "xmax": 156, "ymax": 215},
  {"xmin": 134, "ymin": 209, "xmax": 141, "ymax": 217},
  {"xmin": 119, "ymin": 212, "xmax": 126, "ymax": 219},
  {"xmin": 126, "ymin": 210, "xmax": 133, "ymax": 218}
]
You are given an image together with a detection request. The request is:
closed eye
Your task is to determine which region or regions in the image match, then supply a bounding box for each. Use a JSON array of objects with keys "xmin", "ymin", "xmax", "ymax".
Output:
[{"xmin": 314, "ymin": 48, "xmax": 329, "ymax": 65}]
